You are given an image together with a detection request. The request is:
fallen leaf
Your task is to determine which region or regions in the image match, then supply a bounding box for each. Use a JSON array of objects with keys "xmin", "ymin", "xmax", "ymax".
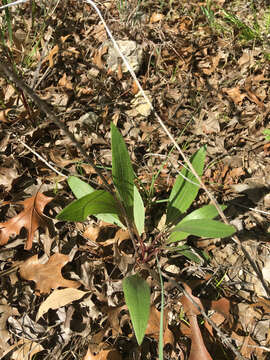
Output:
[
  {"xmin": 202, "ymin": 111, "xmax": 220, "ymax": 134},
  {"xmin": 0, "ymin": 166, "xmax": 18, "ymax": 191},
  {"xmin": 238, "ymin": 50, "xmax": 254, "ymax": 66},
  {"xmin": 83, "ymin": 348, "xmax": 122, "ymax": 360},
  {"xmin": 150, "ymin": 13, "xmax": 164, "ymax": 23},
  {"xmin": 229, "ymin": 167, "xmax": 245, "ymax": 179},
  {"xmin": 131, "ymin": 79, "xmax": 139, "ymax": 95},
  {"xmin": 60, "ymin": 34, "xmax": 71, "ymax": 43},
  {"xmin": 178, "ymin": 16, "xmax": 193, "ymax": 32},
  {"xmin": 130, "ymin": 91, "xmax": 152, "ymax": 117},
  {"xmin": 210, "ymin": 298, "xmax": 231, "ymax": 323},
  {"xmin": 245, "ymin": 87, "xmax": 265, "ymax": 109},
  {"xmin": 105, "ymin": 305, "xmax": 125, "ymax": 337},
  {"xmin": 91, "ymin": 24, "xmax": 107, "ymax": 43},
  {"xmin": 180, "ymin": 284, "xmax": 213, "ymax": 360},
  {"xmin": 0, "ymin": 108, "xmax": 12, "ymax": 122},
  {"xmin": 93, "ymin": 46, "xmax": 108, "ymax": 69},
  {"xmin": 58, "ymin": 73, "xmax": 73, "ymax": 90},
  {"xmin": 0, "ymin": 305, "xmax": 19, "ymax": 356},
  {"xmin": 19, "ymin": 253, "xmax": 80, "ymax": 294},
  {"xmin": 7, "ymin": 339, "xmax": 44, "ymax": 360},
  {"xmin": 264, "ymin": 143, "xmax": 270, "ymax": 156},
  {"xmin": 223, "ymin": 87, "xmax": 246, "ymax": 105},
  {"xmin": 188, "ymin": 316, "xmax": 212, "ymax": 360},
  {"xmin": 145, "ymin": 306, "xmax": 174, "ymax": 346},
  {"xmin": 117, "ymin": 61, "xmax": 123, "ymax": 80},
  {"xmin": 43, "ymin": 44, "xmax": 59, "ymax": 67},
  {"xmin": 36, "ymin": 288, "xmax": 87, "ymax": 320},
  {"xmin": 0, "ymin": 192, "xmax": 54, "ymax": 250}
]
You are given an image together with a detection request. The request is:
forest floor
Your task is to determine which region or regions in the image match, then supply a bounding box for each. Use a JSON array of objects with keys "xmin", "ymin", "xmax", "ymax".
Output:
[{"xmin": 1, "ymin": 0, "xmax": 270, "ymax": 359}]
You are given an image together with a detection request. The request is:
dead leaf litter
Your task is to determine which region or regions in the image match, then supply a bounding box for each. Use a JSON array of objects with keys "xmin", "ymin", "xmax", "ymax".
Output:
[{"xmin": 1, "ymin": 0, "xmax": 270, "ymax": 359}]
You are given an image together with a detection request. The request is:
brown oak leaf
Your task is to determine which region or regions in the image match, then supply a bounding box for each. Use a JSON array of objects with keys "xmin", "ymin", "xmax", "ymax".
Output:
[
  {"xmin": 0, "ymin": 192, "xmax": 53, "ymax": 250},
  {"xmin": 19, "ymin": 253, "xmax": 80, "ymax": 294},
  {"xmin": 145, "ymin": 306, "xmax": 174, "ymax": 346}
]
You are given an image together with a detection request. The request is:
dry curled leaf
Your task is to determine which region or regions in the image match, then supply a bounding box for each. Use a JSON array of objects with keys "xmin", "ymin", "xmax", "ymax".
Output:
[
  {"xmin": 58, "ymin": 73, "xmax": 73, "ymax": 90},
  {"xmin": 0, "ymin": 108, "xmax": 13, "ymax": 123},
  {"xmin": 145, "ymin": 306, "xmax": 174, "ymax": 346},
  {"xmin": 0, "ymin": 166, "xmax": 18, "ymax": 191},
  {"xmin": 0, "ymin": 305, "xmax": 19, "ymax": 356},
  {"xmin": 0, "ymin": 192, "xmax": 53, "ymax": 250},
  {"xmin": 19, "ymin": 253, "xmax": 80, "ymax": 294},
  {"xmin": 223, "ymin": 87, "xmax": 246, "ymax": 105},
  {"xmin": 43, "ymin": 44, "xmax": 59, "ymax": 67},
  {"xmin": 4, "ymin": 339, "xmax": 44, "ymax": 360},
  {"xmin": 150, "ymin": 13, "xmax": 164, "ymax": 23},
  {"xmin": 180, "ymin": 284, "xmax": 213, "ymax": 360},
  {"xmin": 36, "ymin": 288, "xmax": 87, "ymax": 320}
]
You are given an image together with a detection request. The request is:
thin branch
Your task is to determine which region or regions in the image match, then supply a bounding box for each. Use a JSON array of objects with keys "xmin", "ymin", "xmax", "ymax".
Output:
[
  {"xmin": 18, "ymin": 139, "xmax": 66, "ymax": 178},
  {"xmin": 0, "ymin": 0, "xmax": 28, "ymax": 9}
]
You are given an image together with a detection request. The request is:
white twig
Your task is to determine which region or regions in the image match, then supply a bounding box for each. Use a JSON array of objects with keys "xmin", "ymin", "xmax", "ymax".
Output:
[
  {"xmin": 0, "ymin": 0, "xmax": 28, "ymax": 9},
  {"xmin": 18, "ymin": 139, "xmax": 67, "ymax": 178}
]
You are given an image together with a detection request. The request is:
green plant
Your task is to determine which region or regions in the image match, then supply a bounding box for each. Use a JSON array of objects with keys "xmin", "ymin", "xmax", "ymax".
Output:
[
  {"xmin": 201, "ymin": 2, "xmax": 265, "ymax": 42},
  {"xmin": 222, "ymin": 9, "xmax": 260, "ymax": 42},
  {"xmin": 263, "ymin": 129, "xmax": 270, "ymax": 142},
  {"xmin": 57, "ymin": 122, "xmax": 235, "ymax": 346},
  {"xmin": 201, "ymin": 1, "xmax": 225, "ymax": 34}
]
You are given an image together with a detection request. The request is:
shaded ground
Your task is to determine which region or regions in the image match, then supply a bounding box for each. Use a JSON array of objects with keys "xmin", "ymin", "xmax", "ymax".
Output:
[{"xmin": 1, "ymin": 0, "xmax": 270, "ymax": 359}]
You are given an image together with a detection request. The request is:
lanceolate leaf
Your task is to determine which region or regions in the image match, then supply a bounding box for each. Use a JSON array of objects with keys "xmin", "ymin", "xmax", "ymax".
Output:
[
  {"xmin": 172, "ymin": 219, "xmax": 235, "ymax": 238},
  {"xmin": 180, "ymin": 204, "xmax": 227, "ymax": 223},
  {"xmin": 111, "ymin": 122, "xmax": 134, "ymax": 221},
  {"xmin": 68, "ymin": 175, "xmax": 94, "ymax": 199},
  {"xmin": 123, "ymin": 274, "xmax": 150, "ymax": 345},
  {"xmin": 57, "ymin": 190, "xmax": 119, "ymax": 222},
  {"xmin": 134, "ymin": 186, "xmax": 145, "ymax": 235},
  {"xmin": 166, "ymin": 146, "xmax": 206, "ymax": 225},
  {"xmin": 167, "ymin": 204, "xmax": 226, "ymax": 243},
  {"xmin": 67, "ymin": 176, "xmax": 125, "ymax": 228}
]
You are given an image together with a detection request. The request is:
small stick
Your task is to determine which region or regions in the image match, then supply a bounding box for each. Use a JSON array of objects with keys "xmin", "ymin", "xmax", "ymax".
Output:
[{"xmin": 18, "ymin": 139, "xmax": 66, "ymax": 178}]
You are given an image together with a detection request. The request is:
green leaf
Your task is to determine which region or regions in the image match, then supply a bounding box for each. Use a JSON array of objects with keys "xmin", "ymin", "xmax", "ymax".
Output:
[
  {"xmin": 67, "ymin": 176, "xmax": 125, "ymax": 228},
  {"xmin": 167, "ymin": 204, "xmax": 226, "ymax": 243},
  {"xmin": 95, "ymin": 213, "xmax": 125, "ymax": 228},
  {"xmin": 167, "ymin": 231, "xmax": 189, "ymax": 243},
  {"xmin": 123, "ymin": 274, "xmax": 150, "ymax": 345},
  {"xmin": 180, "ymin": 204, "xmax": 226, "ymax": 222},
  {"xmin": 134, "ymin": 186, "xmax": 145, "ymax": 235},
  {"xmin": 166, "ymin": 245, "xmax": 203, "ymax": 263},
  {"xmin": 68, "ymin": 176, "xmax": 94, "ymax": 198},
  {"xmin": 172, "ymin": 219, "xmax": 235, "ymax": 238},
  {"xmin": 57, "ymin": 190, "xmax": 119, "ymax": 222},
  {"xmin": 166, "ymin": 146, "xmax": 206, "ymax": 225},
  {"xmin": 111, "ymin": 122, "xmax": 134, "ymax": 220}
]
